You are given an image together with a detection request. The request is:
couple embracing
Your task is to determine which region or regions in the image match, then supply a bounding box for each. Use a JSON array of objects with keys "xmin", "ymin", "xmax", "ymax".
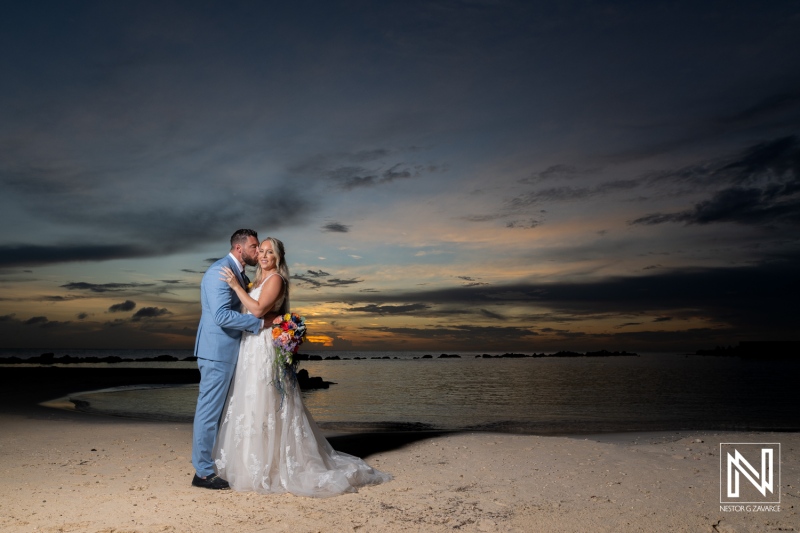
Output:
[{"xmin": 191, "ymin": 229, "xmax": 390, "ymax": 497}]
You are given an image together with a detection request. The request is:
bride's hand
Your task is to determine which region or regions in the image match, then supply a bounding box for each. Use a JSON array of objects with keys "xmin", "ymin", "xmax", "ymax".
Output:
[{"xmin": 219, "ymin": 266, "xmax": 238, "ymax": 288}]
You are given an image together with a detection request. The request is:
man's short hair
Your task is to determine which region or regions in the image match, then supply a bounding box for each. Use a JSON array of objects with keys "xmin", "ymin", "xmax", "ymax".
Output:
[{"xmin": 230, "ymin": 229, "xmax": 258, "ymax": 249}]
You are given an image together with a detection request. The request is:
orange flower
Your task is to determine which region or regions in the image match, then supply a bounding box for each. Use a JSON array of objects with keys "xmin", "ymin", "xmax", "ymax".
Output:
[{"xmin": 271, "ymin": 327, "xmax": 282, "ymax": 339}]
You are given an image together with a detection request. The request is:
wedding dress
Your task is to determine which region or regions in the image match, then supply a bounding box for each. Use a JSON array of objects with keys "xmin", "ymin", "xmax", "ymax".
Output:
[{"xmin": 213, "ymin": 275, "xmax": 390, "ymax": 496}]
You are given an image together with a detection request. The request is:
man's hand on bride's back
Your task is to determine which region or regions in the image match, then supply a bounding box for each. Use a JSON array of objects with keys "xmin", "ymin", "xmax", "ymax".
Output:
[{"xmin": 261, "ymin": 312, "xmax": 280, "ymax": 327}]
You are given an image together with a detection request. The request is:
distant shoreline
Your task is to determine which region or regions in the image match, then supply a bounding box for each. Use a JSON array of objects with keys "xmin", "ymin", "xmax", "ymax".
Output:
[{"xmin": 0, "ymin": 349, "xmax": 640, "ymax": 365}]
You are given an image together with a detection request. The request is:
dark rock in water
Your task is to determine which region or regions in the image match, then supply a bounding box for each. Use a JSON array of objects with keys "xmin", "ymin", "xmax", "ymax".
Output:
[
  {"xmin": 551, "ymin": 351, "xmax": 583, "ymax": 357},
  {"xmin": 138, "ymin": 354, "xmax": 178, "ymax": 362},
  {"xmin": 307, "ymin": 355, "xmax": 323, "ymax": 361},
  {"xmin": 421, "ymin": 354, "xmax": 433, "ymax": 359},
  {"xmin": 324, "ymin": 355, "xmax": 341, "ymax": 360},
  {"xmin": 182, "ymin": 356, "xmax": 198, "ymax": 362},
  {"xmin": 296, "ymin": 368, "xmax": 334, "ymax": 390},
  {"xmin": 438, "ymin": 353, "xmax": 461, "ymax": 358},
  {"xmin": 584, "ymin": 350, "xmax": 638, "ymax": 357},
  {"xmin": 500, "ymin": 353, "xmax": 527, "ymax": 358}
]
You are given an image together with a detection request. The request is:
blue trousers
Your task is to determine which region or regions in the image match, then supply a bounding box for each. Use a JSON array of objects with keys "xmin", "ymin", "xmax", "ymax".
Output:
[{"xmin": 192, "ymin": 357, "xmax": 236, "ymax": 477}]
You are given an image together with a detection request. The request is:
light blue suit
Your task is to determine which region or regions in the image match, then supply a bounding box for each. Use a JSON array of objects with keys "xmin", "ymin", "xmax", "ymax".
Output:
[{"xmin": 192, "ymin": 254, "xmax": 261, "ymax": 477}]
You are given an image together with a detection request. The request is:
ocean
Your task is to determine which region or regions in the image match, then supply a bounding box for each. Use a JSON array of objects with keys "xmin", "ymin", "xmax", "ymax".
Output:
[{"xmin": 6, "ymin": 350, "xmax": 799, "ymax": 434}]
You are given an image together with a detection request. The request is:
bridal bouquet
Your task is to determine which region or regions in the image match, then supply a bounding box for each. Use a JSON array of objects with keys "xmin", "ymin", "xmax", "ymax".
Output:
[
  {"xmin": 271, "ymin": 312, "xmax": 307, "ymax": 368},
  {"xmin": 271, "ymin": 312, "xmax": 306, "ymax": 403}
]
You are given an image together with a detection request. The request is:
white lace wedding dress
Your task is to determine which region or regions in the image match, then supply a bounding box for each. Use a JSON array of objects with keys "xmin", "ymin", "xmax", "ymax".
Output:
[{"xmin": 213, "ymin": 277, "xmax": 391, "ymax": 497}]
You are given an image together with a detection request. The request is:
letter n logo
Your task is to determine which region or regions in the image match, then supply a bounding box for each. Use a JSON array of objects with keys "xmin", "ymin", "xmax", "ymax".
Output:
[{"xmin": 720, "ymin": 443, "xmax": 780, "ymax": 504}]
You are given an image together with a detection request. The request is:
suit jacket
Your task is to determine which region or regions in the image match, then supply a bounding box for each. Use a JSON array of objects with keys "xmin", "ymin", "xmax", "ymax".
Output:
[{"xmin": 193, "ymin": 254, "xmax": 261, "ymax": 363}]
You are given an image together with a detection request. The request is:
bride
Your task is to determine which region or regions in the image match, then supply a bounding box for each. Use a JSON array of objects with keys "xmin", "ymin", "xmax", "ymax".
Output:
[{"xmin": 213, "ymin": 237, "xmax": 391, "ymax": 497}]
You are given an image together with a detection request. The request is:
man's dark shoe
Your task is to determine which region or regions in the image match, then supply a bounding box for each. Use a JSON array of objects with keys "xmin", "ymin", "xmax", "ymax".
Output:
[{"xmin": 192, "ymin": 473, "xmax": 230, "ymax": 490}]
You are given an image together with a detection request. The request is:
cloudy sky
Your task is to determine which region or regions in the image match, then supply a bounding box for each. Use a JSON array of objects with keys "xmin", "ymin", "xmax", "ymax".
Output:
[{"xmin": 1, "ymin": 1, "xmax": 799, "ymax": 352}]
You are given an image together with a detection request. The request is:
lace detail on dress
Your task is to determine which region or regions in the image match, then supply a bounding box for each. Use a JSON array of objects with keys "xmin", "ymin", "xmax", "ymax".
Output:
[
  {"xmin": 215, "ymin": 449, "xmax": 227, "ymax": 470},
  {"xmin": 248, "ymin": 454, "xmax": 262, "ymax": 487},
  {"xmin": 212, "ymin": 284, "xmax": 391, "ymax": 497}
]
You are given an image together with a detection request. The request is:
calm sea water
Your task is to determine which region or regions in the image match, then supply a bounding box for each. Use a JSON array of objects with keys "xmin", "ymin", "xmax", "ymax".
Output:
[{"xmin": 11, "ymin": 350, "xmax": 800, "ymax": 434}]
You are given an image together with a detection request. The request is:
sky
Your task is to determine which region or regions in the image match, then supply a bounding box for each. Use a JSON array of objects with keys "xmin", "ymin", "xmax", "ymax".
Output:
[{"xmin": 1, "ymin": 0, "xmax": 799, "ymax": 353}]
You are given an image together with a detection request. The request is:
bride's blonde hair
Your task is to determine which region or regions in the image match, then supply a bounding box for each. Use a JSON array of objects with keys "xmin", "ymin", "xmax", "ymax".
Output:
[{"xmin": 252, "ymin": 237, "xmax": 290, "ymax": 314}]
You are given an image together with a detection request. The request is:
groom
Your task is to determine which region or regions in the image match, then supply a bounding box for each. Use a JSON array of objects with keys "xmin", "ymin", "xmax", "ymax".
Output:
[{"xmin": 191, "ymin": 229, "xmax": 263, "ymax": 489}]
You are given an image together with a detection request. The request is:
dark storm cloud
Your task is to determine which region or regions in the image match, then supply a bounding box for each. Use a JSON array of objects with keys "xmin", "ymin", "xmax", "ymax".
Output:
[
  {"xmin": 40, "ymin": 295, "xmax": 85, "ymax": 302},
  {"xmin": 712, "ymin": 136, "xmax": 800, "ymax": 185},
  {"xmin": 108, "ymin": 300, "xmax": 136, "ymax": 313},
  {"xmin": 61, "ymin": 282, "xmax": 155, "ymax": 293},
  {"xmin": 631, "ymin": 187, "xmax": 800, "ymax": 226},
  {"xmin": 290, "ymin": 149, "xmax": 392, "ymax": 176},
  {"xmin": 508, "ymin": 180, "xmax": 640, "ymax": 209},
  {"xmin": 633, "ymin": 136, "xmax": 800, "ymax": 227},
  {"xmin": 457, "ymin": 275, "xmax": 489, "ymax": 287},
  {"xmin": 328, "ymin": 163, "xmax": 417, "ymax": 191},
  {"xmin": 20, "ymin": 315, "xmax": 67, "ymax": 328},
  {"xmin": 479, "ymin": 308, "xmax": 504, "ymax": 320},
  {"xmin": 322, "ymin": 223, "xmax": 350, "ymax": 233},
  {"xmin": 0, "ymin": 146, "xmax": 316, "ymax": 265},
  {"xmin": 716, "ymin": 90, "xmax": 800, "ymax": 126},
  {"xmin": 292, "ymin": 275, "xmax": 322, "ymax": 288},
  {"xmin": 336, "ymin": 259, "xmax": 799, "ymax": 335},
  {"xmin": 520, "ymin": 164, "xmax": 602, "ymax": 185},
  {"xmin": 0, "ymin": 244, "xmax": 156, "ymax": 267},
  {"xmin": 347, "ymin": 303, "xmax": 430, "ymax": 315},
  {"xmin": 290, "ymin": 147, "xmax": 436, "ymax": 192},
  {"xmin": 131, "ymin": 307, "xmax": 172, "ymax": 320},
  {"xmin": 610, "ymin": 84, "xmax": 800, "ymax": 164},
  {"xmin": 505, "ymin": 219, "xmax": 542, "ymax": 230},
  {"xmin": 292, "ymin": 272, "xmax": 363, "ymax": 289},
  {"xmin": 460, "ymin": 214, "xmax": 505, "ymax": 223},
  {"xmin": 326, "ymin": 278, "xmax": 363, "ymax": 287}
]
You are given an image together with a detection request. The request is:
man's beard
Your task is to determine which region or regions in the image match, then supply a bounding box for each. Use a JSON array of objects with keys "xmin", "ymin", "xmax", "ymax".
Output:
[{"xmin": 242, "ymin": 251, "xmax": 259, "ymax": 267}]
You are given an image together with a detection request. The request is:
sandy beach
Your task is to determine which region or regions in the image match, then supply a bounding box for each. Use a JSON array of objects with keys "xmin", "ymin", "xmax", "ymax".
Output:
[{"xmin": 1, "ymin": 368, "xmax": 798, "ymax": 532}]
